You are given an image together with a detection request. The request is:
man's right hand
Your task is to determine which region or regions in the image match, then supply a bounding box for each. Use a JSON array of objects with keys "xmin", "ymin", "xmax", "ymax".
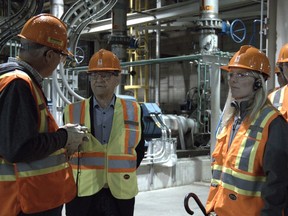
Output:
[{"xmin": 61, "ymin": 123, "xmax": 89, "ymax": 157}]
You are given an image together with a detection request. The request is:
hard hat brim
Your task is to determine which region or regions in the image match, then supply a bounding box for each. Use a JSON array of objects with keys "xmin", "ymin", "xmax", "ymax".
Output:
[{"xmin": 220, "ymin": 65, "xmax": 230, "ymax": 72}]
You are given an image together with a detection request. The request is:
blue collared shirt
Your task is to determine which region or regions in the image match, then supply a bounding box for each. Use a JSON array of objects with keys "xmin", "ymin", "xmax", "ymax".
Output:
[{"xmin": 93, "ymin": 95, "xmax": 116, "ymax": 145}]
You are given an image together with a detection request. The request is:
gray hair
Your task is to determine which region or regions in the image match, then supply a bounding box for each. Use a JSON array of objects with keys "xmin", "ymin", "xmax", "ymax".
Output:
[{"xmin": 19, "ymin": 39, "xmax": 48, "ymax": 57}]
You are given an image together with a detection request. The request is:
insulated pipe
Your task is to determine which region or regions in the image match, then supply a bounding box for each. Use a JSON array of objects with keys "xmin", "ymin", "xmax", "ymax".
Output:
[
  {"xmin": 58, "ymin": 64, "xmax": 85, "ymax": 101},
  {"xmin": 260, "ymin": 0, "xmax": 264, "ymax": 51},
  {"xmin": 266, "ymin": 0, "xmax": 277, "ymax": 92},
  {"xmin": 155, "ymin": 0, "xmax": 162, "ymax": 104},
  {"xmin": 197, "ymin": 0, "xmax": 224, "ymax": 156},
  {"xmin": 50, "ymin": 0, "xmax": 64, "ymax": 18},
  {"xmin": 198, "ymin": 0, "xmax": 221, "ymax": 53},
  {"xmin": 72, "ymin": 53, "xmax": 230, "ymax": 68},
  {"xmin": 50, "ymin": 0, "xmax": 88, "ymax": 114},
  {"xmin": 52, "ymin": 71, "xmax": 70, "ymax": 104},
  {"xmin": 110, "ymin": 0, "xmax": 129, "ymax": 95},
  {"xmin": 50, "ymin": 0, "xmax": 65, "ymax": 118}
]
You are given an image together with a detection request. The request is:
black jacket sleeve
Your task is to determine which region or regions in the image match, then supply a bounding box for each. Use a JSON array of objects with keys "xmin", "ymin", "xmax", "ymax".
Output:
[
  {"xmin": 136, "ymin": 108, "xmax": 145, "ymax": 168},
  {"xmin": 261, "ymin": 115, "xmax": 288, "ymax": 216},
  {"xmin": 0, "ymin": 79, "xmax": 67, "ymax": 163}
]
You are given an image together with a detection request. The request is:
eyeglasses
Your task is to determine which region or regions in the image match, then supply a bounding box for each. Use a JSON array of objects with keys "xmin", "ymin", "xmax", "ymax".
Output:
[
  {"xmin": 52, "ymin": 50, "xmax": 68, "ymax": 63},
  {"xmin": 228, "ymin": 72, "xmax": 255, "ymax": 80},
  {"xmin": 44, "ymin": 49, "xmax": 68, "ymax": 63},
  {"xmin": 89, "ymin": 72, "xmax": 118, "ymax": 81}
]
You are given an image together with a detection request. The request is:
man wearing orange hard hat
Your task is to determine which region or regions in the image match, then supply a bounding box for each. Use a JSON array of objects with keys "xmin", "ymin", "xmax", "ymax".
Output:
[
  {"xmin": 0, "ymin": 14, "xmax": 88, "ymax": 216},
  {"xmin": 275, "ymin": 65, "xmax": 287, "ymax": 88},
  {"xmin": 206, "ymin": 45, "xmax": 288, "ymax": 216},
  {"xmin": 269, "ymin": 43, "xmax": 288, "ymax": 120},
  {"xmin": 63, "ymin": 49, "xmax": 145, "ymax": 216}
]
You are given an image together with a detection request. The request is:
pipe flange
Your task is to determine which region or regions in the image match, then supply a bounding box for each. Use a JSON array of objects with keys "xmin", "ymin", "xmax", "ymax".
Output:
[
  {"xmin": 108, "ymin": 35, "xmax": 131, "ymax": 45},
  {"xmin": 193, "ymin": 18, "xmax": 222, "ymax": 30}
]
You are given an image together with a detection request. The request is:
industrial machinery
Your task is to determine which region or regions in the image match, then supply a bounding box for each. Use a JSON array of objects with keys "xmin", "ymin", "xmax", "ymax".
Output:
[{"xmin": 0, "ymin": 0, "xmax": 270, "ymax": 194}]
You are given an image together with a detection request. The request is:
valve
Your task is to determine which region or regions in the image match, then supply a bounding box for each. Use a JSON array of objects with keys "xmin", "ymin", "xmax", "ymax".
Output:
[{"xmin": 230, "ymin": 19, "xmax": 246, "ymax": 43}]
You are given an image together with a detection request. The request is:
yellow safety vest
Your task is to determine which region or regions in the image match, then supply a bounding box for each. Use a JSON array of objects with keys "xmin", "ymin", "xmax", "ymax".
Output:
[
  {"xmin": 0, "ymin": 71, "xmax": 76, "ymax": 215},
  {"xmin": 64, "ymin": 97, "xmax": 141, "ymax": 199},
  {"xmin": 268, "ymin": 85, "xmax": 288, "ymax": 121},
  {"xmin": 206, "ymin": 105, "xmax": 279, "ymax": 216}
]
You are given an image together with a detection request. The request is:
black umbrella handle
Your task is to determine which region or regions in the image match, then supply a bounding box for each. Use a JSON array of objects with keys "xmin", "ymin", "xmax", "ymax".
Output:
[{"xmin": 184, "ymin": 193, "xmax": 208, "ymax": 216}]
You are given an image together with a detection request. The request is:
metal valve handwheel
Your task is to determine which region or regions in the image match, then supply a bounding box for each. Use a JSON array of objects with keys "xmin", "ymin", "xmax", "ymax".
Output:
[
  {"xmin": 230, "ymin": 19, "xmax": 246, "ymax": 43},
  {"xmin": 74, "ymin": 46, "xmax": 85, "ymax": 64}
]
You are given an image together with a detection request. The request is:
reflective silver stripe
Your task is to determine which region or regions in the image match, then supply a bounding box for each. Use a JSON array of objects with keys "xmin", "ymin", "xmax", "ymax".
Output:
[
  {"xmin": 16, "ymin": 154, "xmax": 66, "ymax": 172},
  {"xmin": 272, "ymin": 89, "xmax": 282, "ymax": 108},
  {"xmin": 128, "ymin": 130, "xmax": 137, "ymax": 154},
  {"xmin": 0, "ymin": 163, "xmax": 14, "ymax": 175},
  {"xmin": 252, "ymin": 107, "xmax": 272, "ymax": 130},
  {"xmin": 70, "ymin": 157, "xmax": 105, "ymax": 167},
  {"xmin": 71, "ymin": 101, "xmax": 82, "ymax": 124},
  {"xmin": 238, "ymin": 107, "xmax": 272, "ymax": 171},
  {"xmin": 211, "ymin": 169, "xmax": 222, "ymax": 180},
  {"xmin": 123, "ymin": 100, "xmax": 139, "ymax": 154},
  {"xmin": 238, "ymin": 138, "xmax": 257, "ymax": 171},
  {"xmin": 124, "ymin": 100, "xmax": 138, "ymax": 130},
  {"xmin": 108, "ymin": 159, "xmax": 136, "ymax": 169},
  {"xmin": 222, "ymin": 171, "xmax": 264, "ymax": 193}
]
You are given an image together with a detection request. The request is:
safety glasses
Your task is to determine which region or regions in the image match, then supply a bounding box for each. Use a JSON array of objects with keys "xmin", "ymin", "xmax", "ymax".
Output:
[
  {"xmin": 228, "ymin": 72, "xmax": 256, "ymax": 80},
  {"xmin": 89, "ymin": 72, "xmax": 119, "ymax": 81}
]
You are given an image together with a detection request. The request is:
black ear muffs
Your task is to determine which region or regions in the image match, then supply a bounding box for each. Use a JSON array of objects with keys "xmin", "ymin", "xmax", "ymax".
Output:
[{"xmin": 253, "ymin": 79, "xmax": 262, "ymax": 90}]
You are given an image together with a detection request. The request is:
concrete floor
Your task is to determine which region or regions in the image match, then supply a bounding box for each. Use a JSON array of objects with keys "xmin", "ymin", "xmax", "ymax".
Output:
[
  {"xmin": 134, "ymin": 182, "xmax": 210, "ymax": 216},
  {"xmin": 61, "ymin": 182, "xmax": 210, "ymax": 216}
]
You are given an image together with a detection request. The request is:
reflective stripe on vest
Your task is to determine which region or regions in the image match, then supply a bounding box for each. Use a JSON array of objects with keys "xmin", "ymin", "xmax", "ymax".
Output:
[
  {"xmin": 211, "ymin": 164, "xmax": 222, "ymax": 186},
  {"xmin": 69, "ymin": 100, "xmax": 86, "ymax": 125},
  {"xmin": 0, "ymin": 160, "xmax": 16, "ymax": 181},
  {"xmin": 0, "ymin": 71, "xmax": 67, "ymax": 177},
  {"xmin": 221, "ymin": 167, "xmax": 265, "ymax": 196},
  {"xmin": 70, "ymin": 152, "xmax": 105, "ymax": 169},
  {"xmin": 16, "ymin": 150, "xmax": 67, "ymax": 177},
  {"xmin": 120, "ymin": 99, "xmax": 140, "ymax": 154},
  {"xmin": 64, "ymin": 97, "xmax": 141, "ymax": 198},
  {"xmin": 0, "ymin": 71, "xmax": 75, "ymax": 214},
  {"xmin": 211, "ymin": 106, "xmax": 276, "ymax": 197},
  {"xmin": 108, "ymin": 155, "xmax": 137, "ymax": 172},
  {"xmin": 269, "ymin": 87, "xmax": 285, "ymax": 109},
  {"xmin": 67, "ymin": 98, "xmax": 139, "ymax": 170},
  {"xmin": 0, "ymin": 71, "xmax": 50, "ymax": 131},
  {"xmin": 68, "ymin": 98, "xmax": 140, "ymax": 153},
  {"xmin": 235, "ymin": 107, "xmax": 274, "ymax": 172}
]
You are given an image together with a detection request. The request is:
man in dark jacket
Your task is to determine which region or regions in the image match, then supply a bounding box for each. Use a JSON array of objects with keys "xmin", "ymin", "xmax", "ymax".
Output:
[{"xmin": 0, "ymin": 14, "xmax": 87, "ymax": 216}]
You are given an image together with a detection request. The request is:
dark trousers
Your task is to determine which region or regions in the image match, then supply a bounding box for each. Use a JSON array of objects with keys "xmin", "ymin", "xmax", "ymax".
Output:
[
  {"xmin": 18, "ymin": 206, "xmax": 62, "ymax": 216},
  {"xmin": 66, "ymin": 188, "xmax": 135, "ymax": 216}
]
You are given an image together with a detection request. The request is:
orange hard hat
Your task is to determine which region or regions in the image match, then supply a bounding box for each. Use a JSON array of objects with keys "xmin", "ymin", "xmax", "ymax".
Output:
[
  {"xmin": 221, "ymin": 45, "xmax": 270, "ymax": 77},
  {"xmin": 88, "ymin": 49, "xmax": 121, "ymax": 72},
  {"xmin": 18, "ymin": 13, "xmax": 72, "ymax": 56},
  {"xmin": 277, "ymin": 43, "xmax": 288, "ymax": 63}
]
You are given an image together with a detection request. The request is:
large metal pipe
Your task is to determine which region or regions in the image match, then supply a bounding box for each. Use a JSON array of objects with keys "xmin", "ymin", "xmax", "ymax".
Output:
[
  {"xmin": 50, "ymin": 0, "xmax": 64, "ymax": 18},
  {"xmin": 110, "ymin": 0, "xmax": 129, "ymax": 95},
  {"xmin": 198, "ymin": 0, "xmax": 221, "ymax": 53},
  {"xmin": 266, "ymin": 0, "xmax": 277, "ymax": 92},
  {"xmin": 50, "ymin": 0, "xmax": 64, "ymax": 119},
  {"xmin": 197, "ymin": 0, "xmax": 224, "ymax": 154},
  {"xmin": 73, "ymin": 53, "xmax": 230, "ymax": 68},
  {"xmin": 155, "ymin": 0, "xmax": 162, "ymax": 103}
]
